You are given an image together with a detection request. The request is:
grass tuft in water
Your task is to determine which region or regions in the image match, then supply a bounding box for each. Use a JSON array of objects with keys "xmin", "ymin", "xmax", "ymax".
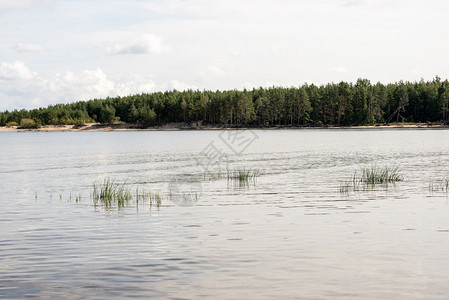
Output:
[
  {"xmin": 226, "ymin": 168, "xmax": 260, "ymax": 187},
  {"xmin": 91, "ymin": 181, "xmax": 163, "ymax": 209},
  {"xmin": 340, "ymin": 164, "xmax": 403, "ymax": 193},
  {"xmin": 137, "ymin": 190, "xmax": 160, "ymax": 208},
  {"xmin": 360, "ymin": 165, "xmax": 403, "ymax": 184},
  {"xmin": 92, "ymin": 178, "xmax": 132, "ymax": 207}
]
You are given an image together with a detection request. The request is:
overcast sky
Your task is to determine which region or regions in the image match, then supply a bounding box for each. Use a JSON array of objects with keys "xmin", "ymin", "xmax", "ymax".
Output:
[{"xmin": 1, "ymin": 0, "xmax": 449, "ymax": 110}]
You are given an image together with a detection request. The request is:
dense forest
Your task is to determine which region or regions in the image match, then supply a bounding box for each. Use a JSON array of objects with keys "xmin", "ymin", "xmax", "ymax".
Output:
[{"xmin": 1, "ymin": 77, "xmax": 449, "ymax": 128}]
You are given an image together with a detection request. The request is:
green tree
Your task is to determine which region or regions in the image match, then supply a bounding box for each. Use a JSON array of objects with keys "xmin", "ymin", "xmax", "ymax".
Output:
[{"xmin": 99, "ymin": 104, "xmax": 116, "ymax": 124}]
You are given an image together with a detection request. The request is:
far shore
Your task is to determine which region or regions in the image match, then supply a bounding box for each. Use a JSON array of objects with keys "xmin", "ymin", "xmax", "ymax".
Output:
[{"xmin": 1, "ymin": 122, "xmax": 448, "ymax": 132}]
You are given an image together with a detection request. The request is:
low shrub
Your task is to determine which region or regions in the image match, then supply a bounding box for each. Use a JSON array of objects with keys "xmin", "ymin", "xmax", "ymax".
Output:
[
  {"xmin": 19, "ymin": 118, "xmax": 39, "ymax": 129},
  {"xmin": 5, "ymin": 121, "xmax": 18, "ymax": 127}
]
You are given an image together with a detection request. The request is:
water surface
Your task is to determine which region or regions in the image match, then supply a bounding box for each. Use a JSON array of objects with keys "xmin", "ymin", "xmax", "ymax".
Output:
[{"xmin": 1, "ymin": 129, "xmax": 449, "ymax": 299}]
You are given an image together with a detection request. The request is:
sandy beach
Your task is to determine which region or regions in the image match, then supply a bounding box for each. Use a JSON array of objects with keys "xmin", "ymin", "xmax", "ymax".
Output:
[
  {"xmin": 0, "ymin": 123, "xmax": 222, "ymax": 132},
  {"xmin": 0, "ymin": 122, "xmax": 448, "ymax": 132}
]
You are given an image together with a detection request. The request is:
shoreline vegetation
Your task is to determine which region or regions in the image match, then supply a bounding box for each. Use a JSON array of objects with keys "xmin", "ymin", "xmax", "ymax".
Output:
[
  {"xmin": 1, "ymin": 77, "xmax": 449, "ymax": 131},
  {"xmin": 0, "ymin": 121, "xmax": 448, "ymax": 132}
]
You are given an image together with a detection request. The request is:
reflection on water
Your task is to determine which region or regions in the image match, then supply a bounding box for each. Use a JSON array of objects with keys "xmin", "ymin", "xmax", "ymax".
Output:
[{"xmin": 1, "ymin": 129, "xmax": 449, "ymax": 299}]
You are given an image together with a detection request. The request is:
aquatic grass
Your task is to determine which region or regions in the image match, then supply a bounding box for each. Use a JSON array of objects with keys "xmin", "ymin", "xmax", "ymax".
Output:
[
  {"xmin": 92, "ymin": 178, "xmax": 133, "ymax": 207},
  {"xmin": 202, "ymin": 167, "xmax": 260, "ymax": 188},
  {"xmin": 340, "ymin": 172, "xmax": 363, "ymax": 193},
  {"xmin": 340, "ymin": 164, "xmax": 403, "ymax": 194},
  {"xmin": 139, "ymin": 189, "xmax": 162, "ymax": 208},
  {"xmin": 149, "ymin": 192, "xmax": 162, "ymax": 209},
  {"xmin": 226, "ymin": 168, "xmax": 260, "ymax": 188},
  {"xmin": 33, "ymin": 180, "xmax": 163, "ymax": 209},
  {"xmin": 227, "ymin": 168, "xmax": 259, "ymax": 181},
  {"xmin": 360, "ymin": 165, "xmax": 403, "ymax": 184},
  {"xmin": 339, "ymin": 180, "xmax": 353, "ymax": 194},
  {"xmin": 92, "ymin": 181, "xmax": 163, "ymax": 209},
  {"xmin": 134, "ymin": 187, "xmax": 162, "ymax": 205}
]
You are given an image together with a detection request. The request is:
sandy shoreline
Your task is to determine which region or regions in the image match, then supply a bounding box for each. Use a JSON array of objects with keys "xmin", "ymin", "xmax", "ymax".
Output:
[{"xmin": 0, "ymin": 122, "xmax": 448, "ymax": 132}]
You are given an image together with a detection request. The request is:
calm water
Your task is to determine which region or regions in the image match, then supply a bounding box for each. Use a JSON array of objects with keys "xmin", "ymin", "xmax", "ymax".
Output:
[{"xmin": 1, "ymin": 129, "xmax": 449, "ymax": 299}]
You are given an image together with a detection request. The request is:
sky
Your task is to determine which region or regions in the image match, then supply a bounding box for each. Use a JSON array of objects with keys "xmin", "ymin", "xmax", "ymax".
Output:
[{"xmin": 1, "ymin": 0, "xmax": 449, "ymax": 111}]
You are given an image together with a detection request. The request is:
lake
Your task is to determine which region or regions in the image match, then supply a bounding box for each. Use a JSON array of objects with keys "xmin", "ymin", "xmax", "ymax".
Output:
[{"xmin": 1, "ymin": 129, "xmax": 449, "ymax": 299}]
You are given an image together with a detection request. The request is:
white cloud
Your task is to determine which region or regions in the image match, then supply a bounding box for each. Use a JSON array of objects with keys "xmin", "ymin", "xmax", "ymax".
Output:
[
  {"xmin": 108, "ymin": 34, "xmax": 170, "ymax": 55},
  {"xmin": 303, "ymin": 79, "xmax": 314, "ymax": 85},
  {"xmin": 140, "ymin": 0, "xmax": 305, "ymax": 21},
  {"xmin": 208, "ymin": 66, "xmax": 225, "ymax": 78},
  {"xmin": 114, "ymin": 73, "xmax": 157, "ymax": 96},
  {"xmin": 411, "ymin": 69, "xmax": 422, "ymax": 76},
  {"xmin": 48, "ymin": 68, "xmax": 146, "ymax": 101},
  {"xmin": 2, "ymin": 0, "xmax": 449, "ymax": 110},
  {"xmin": 11, "ymin": 43, "xmax": 44, "ymax": 53},
  {"xmin": 242, "ymin": 82, "xmax": 254, "ymax": 89},
  {"xmin": 0, "ymin": 0, "xmax": 51, "ymax": 10},
  {"xmin": 329, "ymin": 66, "xmax": 348, "ymax": 74},
  {"xmin": 83, "ymin": 69, "xmax": 114, "ymax": 95},
  {"xmin": 339, "ymin": 0, "xmax": 365, "ymax": 7},
  {"xmin": 199, "ymin": 65, "xmax": 226, "ymax": 81},
  {"xmin": 231, "ymin": 51, "xmax": 246, "ymax": 59},
  {"xmin": 339, "ymin": 0, "xmax": 401, "ymax": 8},
  {"xmin": 163, "ymin": 80, "xmax": 197, "ymax": 91},
  {"xmin": 0, "ymin": 61, "xmax": 36, "ymax": 80},
  {"xmin": 271, "ymin": 45, "xmax": 295, "ymax": 55},
  {"xmin": 0, "ymin": 61, "xmax": 175, "ymax": 110},
  {"xmin": 141, "ymin": 0, "xmax": 224, "ymax": 19}
]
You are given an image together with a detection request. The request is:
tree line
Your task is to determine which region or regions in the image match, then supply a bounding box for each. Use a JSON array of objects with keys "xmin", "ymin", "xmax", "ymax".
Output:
[{"xmin": 1, "ymin": 77, "xmax": 449, "ymax": 128}]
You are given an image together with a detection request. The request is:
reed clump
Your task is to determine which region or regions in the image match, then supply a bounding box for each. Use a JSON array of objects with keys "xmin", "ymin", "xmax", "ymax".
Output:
[
  {"xmin": 360, "ymin": 165, "xmax": 403, "ymax": 184},
  {"xmin": 92, "ymin": 178, "xmax": 132, "ymax": 207},
  {"xmin": 91, "ymin": 179, "xmax": 163, "ymax": 208},
  {"xmin": 135, "ymin": 187, "xmax": 162, "ymax": 208},
  {"xmin": 226, "ymin": 168, "xmax": 260, "ymax": 187},
  {"xmin": 340, "ymin": 164, "xmax": 403, "ymax": 193}
]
